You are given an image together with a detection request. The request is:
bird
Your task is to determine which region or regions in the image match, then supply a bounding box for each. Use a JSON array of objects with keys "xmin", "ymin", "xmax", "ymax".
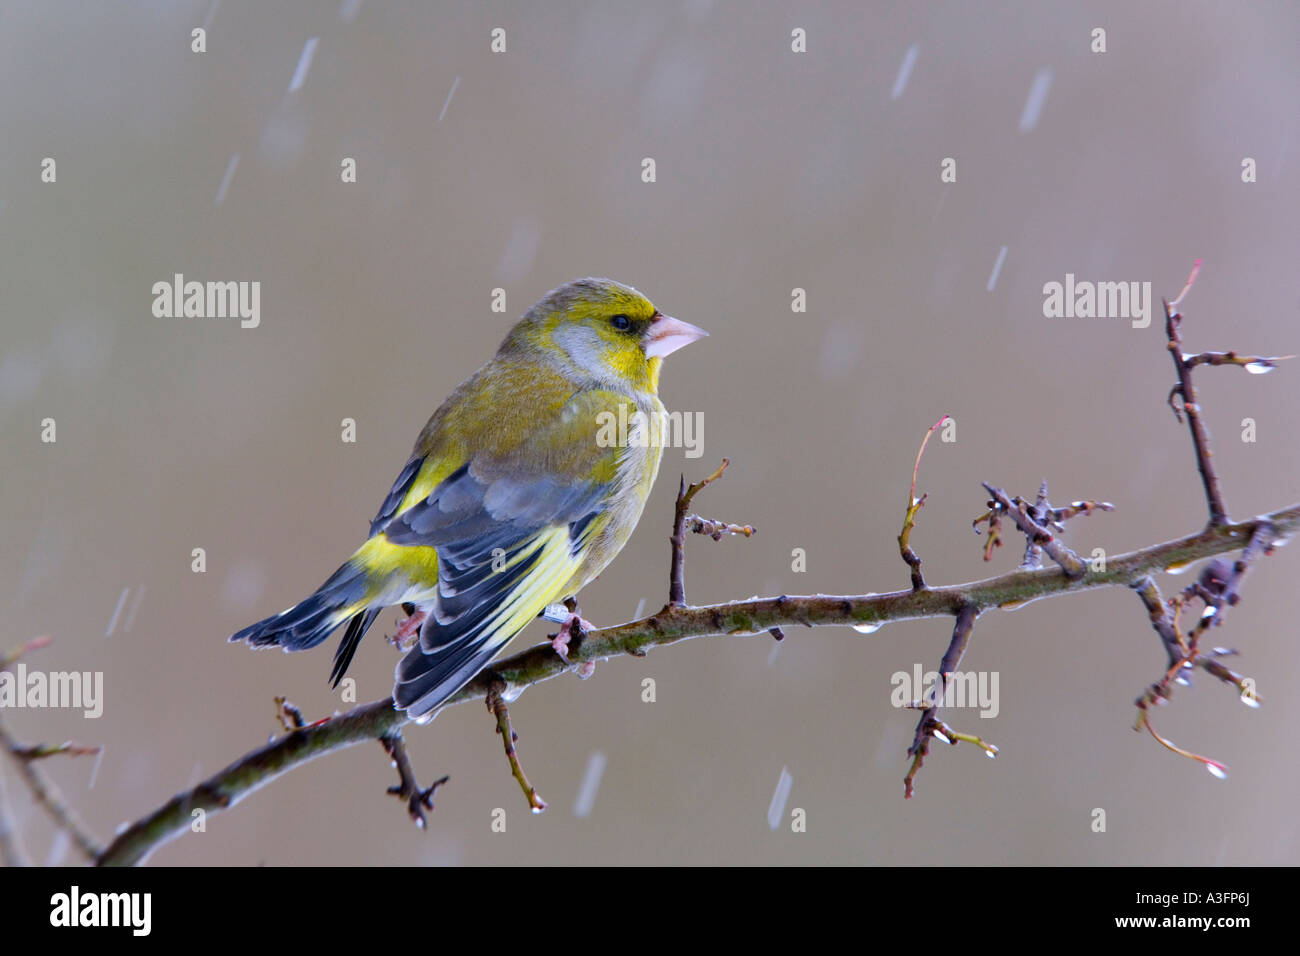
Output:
[{"xmin": 229, "ymin": 278, "xmax": 707, "ymax": 721}]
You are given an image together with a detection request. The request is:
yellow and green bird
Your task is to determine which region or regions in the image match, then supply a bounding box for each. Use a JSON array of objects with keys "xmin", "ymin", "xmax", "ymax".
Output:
[{"xmin": 229, "ymin": 278, "xmax": 706, "ymax": 720}]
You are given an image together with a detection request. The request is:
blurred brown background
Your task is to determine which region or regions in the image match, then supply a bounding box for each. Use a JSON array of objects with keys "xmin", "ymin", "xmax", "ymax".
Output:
[{"xmin": 2, "ymin": 1, "xmax": 1298, "ymax": 866}]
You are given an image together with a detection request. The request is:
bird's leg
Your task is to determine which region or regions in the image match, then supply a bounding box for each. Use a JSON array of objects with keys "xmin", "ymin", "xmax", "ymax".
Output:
[{"xmin": 392, "ymin": 603, "xmax": 427, "ymax": 650}]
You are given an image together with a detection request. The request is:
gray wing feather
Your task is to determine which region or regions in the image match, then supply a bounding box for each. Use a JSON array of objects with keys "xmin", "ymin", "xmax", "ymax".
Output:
[{"xmin": 385, "ymin": 460, "xmax": 609, "ymax": 717}]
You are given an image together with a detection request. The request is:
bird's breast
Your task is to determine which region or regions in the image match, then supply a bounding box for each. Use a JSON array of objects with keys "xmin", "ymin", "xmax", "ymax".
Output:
[{"xmin": 564, "ymin": 397, "xmax": 666, "ymax": 596}]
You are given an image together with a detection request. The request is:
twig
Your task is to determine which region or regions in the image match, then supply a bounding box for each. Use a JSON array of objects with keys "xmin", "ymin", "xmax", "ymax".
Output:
[
  {"xmin": 904, "ymin": 603, "xmax": 982, "ymax": 797},
  {"xmin": 982, "ymin": 483, "xmax": 1088, "ymax": 579},
  {"xmin": 972, "ymin": 504, "xmax": 1004, "ymax": 560},
  {"xmin": 1169, "ymin": 521, "xmax": 1271, "ymax": 667},
  {"xmin": 0, "ymin": 716, "xmax": 103, "ymax": 863},
  {"xmin": 1047, "ymin": 500, "xmax": 1115, "ymax": 524},
  {"xmin": 898, "ymin": 415, "xmax": 949, "ymax": 590},
  {"xmin": 0, "ymin": 765, "xmax": 28, "ymax": 867},
  {"xmin": 1021, "ymin": 480, "xmax": 1051, "ymax": 570},
  {"xmin": 1181, "ymin": 350, "xmax": 1293, "ymax": 372},
  {"xmin": 1131, "ymin": 520, "xmax": 1274, "ymax": 774},
  {"xmin": 274, "ymin": 696, "xmax": 305, "ymax": 732},
  {"xmin": 683, "ymin": 515, "xmax": 754, "ymax": 540},
  {"xmin": 1164, "ymin": 278, "xmax": 1228, "ymax": 526},
  {"xmin": 486, "ymin": 681, "xmax": 546, "ymax": 812},
  {"xmin": 1197, "ymin": 651, "xmax": 1260, "ymax": 702},
  {"xmin": 1211, "ymin": 521, "xmax": 1273, "ymax": 609},
  {"xmin": 6, "ymin": 742, "xmax": 100, "ymax": 760},
  {"xmin": 380, "ymin": 730, "xmax": 448, "ymax": 829},
  {"xmin": 1167, "ymin": 257, "xmax": 1203, "ymax": 310},
  {"xmin": 936, "ymin": 605, "xmax": 979, "ymax": 692},
  {"xmin": 1132, "ymin": 576, "xmax": 1185, "ymax": 670},
  {"xmin": 669, "ymin": 459, "xmax": 731, "ymax": 605},
  {"xmin": 1134, "ymin": 709, "xmax": 1228, "ymax": 780},
  {"xmin": 0, "ymin": 635, "xmax": 52, "ymax": 671},
  {"xmin": 0, "ymin": 637, "xmax": 104, "ymax": 862},
  {"xmin": 973, "ymin": 494, "xmax": 1111, "ymax": 565}
]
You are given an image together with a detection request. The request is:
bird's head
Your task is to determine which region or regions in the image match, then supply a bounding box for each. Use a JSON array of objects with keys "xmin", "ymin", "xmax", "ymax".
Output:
[{"xmin": 502, "ymin": 278, "xmax": 707, "ymax": 393}]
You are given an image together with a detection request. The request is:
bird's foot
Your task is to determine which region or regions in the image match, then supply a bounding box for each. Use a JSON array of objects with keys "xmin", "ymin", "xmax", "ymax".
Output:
[
  {"xmin": 552, "ymin": 613, "xmax": 597, "ymax": 679},
  {"xmin": 391, "ymin": 607, "xmax": 427, "ymax": 650}
]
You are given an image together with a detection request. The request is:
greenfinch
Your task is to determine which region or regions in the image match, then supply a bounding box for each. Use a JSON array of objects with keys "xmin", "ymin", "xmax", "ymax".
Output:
[{"xmin": 230, "ymin": 278, "xmax": 706, "ymax": 720}]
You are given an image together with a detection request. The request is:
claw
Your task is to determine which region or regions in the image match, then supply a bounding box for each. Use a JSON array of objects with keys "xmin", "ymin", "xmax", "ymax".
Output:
[{"xmin": 551, "ymin": 613, "xmax": 595, "ymax": 665}]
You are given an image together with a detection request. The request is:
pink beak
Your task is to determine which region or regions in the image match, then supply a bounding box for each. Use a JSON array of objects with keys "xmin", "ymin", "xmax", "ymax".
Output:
[{"xmin": 643, "ymin": 313, "xmax": 708, "ymax": 359}]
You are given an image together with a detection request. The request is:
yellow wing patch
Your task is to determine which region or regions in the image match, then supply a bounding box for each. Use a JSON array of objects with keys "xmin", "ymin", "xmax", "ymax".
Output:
[{"xmin": 477, "ymin": 524, "xmax": 582, "ymax": 643}]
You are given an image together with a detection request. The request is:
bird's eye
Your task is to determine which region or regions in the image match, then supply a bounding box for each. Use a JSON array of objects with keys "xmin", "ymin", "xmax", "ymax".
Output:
[{"xmin": 610, "ymin": 314, "xmax": 632, "ymax": 331}]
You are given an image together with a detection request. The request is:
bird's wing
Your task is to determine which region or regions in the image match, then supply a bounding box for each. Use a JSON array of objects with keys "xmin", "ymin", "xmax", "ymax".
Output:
[
  {"xmin": 367, "ymin": 453, "xmax": 426, "ymax": 536},
  {"xmin": 383, "ymin": 384, "xmax": 641, "ymax": 716}
]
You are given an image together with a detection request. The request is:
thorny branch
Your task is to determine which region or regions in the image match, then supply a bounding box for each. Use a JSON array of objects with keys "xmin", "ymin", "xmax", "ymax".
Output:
[
  {"xmin": 903, "ymin": 479, "xmax": 1111, "ymax": 796},
  {"xmin": 86, "ymin": 499, "xmax": 1298, "ymax": 864},
  {"xmin": 1110, "ymin": 262, "xmax": 1284, "ymax": 779},
  {"xmin": 1130, "ymin": 521, "xmax": 1274, "ymax": 777},
  {"xmin": 982, "ymin": 483, "xmax": 1088, "ymax": 579},
  {"xmin": 973, "ymin": 493, "xmax": 1112, "ymax": 564}
]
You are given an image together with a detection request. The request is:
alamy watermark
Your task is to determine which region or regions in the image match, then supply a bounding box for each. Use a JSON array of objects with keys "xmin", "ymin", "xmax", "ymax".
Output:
[
  {"xmin": 152, "ymin": 273, "xmax": 260, "ymax": 328},
  {"xmin": 1043, "ymin": 273, "xmax": 1152, "ymax": 328},
  {"xmin": 890, "ymin": 664, "xmax": 999, "ymax": 718},
  {"xmin": 595, "ymin": 404, "xmax": 703, "ymax": 458},
  {"xmin": 0, "ymin": 664, "xmax": 102, "ymax": 718}
]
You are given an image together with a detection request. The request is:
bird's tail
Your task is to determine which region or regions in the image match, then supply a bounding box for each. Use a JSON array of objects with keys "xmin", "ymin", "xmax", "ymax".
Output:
[{"xmin": 228, "ymin": 561, "xmax": 374, "ymax": 668}]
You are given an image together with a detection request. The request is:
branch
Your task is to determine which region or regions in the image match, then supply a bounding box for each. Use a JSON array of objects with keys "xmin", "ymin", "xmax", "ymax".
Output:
[
  {"xmin": 1130, "ymin": 520, "xmax": 1275, "ymax": 778},
  {"xmin": 0, "ymin": 635, "xmax": 52, "ymax": 671},
  {"xmin": 669, "ymin": 458, "xmax": 733, "ymax": 605},
  {"xmin": 0, "ymin": 716, "xmax": 103, "ymax": 863},
  {"xmin": 0, "ymin": 764, "xmax": 27, "ymax": 867},
  {"xmin": 486, "ymin": 681, "xmax": 546, "ymax": 812},
  {"xmin": 1132, "ymin": 576, "xmax": 1186, "ymax": 670},
  {"xmin": 94, "ymin": 501, "xmax": 1299, "ymax": 865},
  {"xmin": 1164, "ymin": 266, "xmax": 1228, "ymax": 526},
  {"xmin": 0, "ymin": 636, "xmax": 104, "ymax": 863},
  {"xmin": 380, "ymin": 730, "xmax": 448, "ymax": 828},
  {"xmin": 76, "ymin": 264, "xmax": 1299, "ymax": 862},
  {"xmin": 904, "ymin": 603, "xmax": 985, "ymax": 797},
  {"xmin": 1181, "ymin": 350, "xmax": 1293, "ymax": 372},
  {"xmin": 99, "ymin": 697, "xmax": 400, "ymax": 866},
  {"xmin": 983, "ymin": 483, "xmax": 1087, "ymax": 578},
  {"xmin": 898, "ymin": 415, "xmax": 948, "ymax": 590}
]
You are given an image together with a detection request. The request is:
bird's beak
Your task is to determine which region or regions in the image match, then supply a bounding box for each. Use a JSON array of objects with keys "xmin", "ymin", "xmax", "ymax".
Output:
[{"xmin": 643, "ymin": 313, "xmax": 708, "ymax": 359}]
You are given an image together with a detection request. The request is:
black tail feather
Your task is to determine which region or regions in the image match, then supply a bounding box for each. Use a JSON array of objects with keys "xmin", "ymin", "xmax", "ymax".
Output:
[
  {"xmin": 330, "ymin": 608, "xmax": 380, "ymax": 687},
  {"xmin": 228, "ymin": 563, "xmax": 367, "ymax": 654}
]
